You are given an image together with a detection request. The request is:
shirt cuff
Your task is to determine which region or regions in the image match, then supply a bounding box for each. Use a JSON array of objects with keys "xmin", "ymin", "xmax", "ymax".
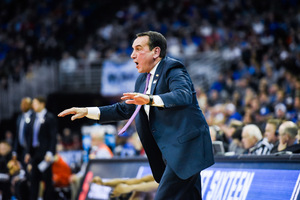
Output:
[
  {"xmin": 86, "ymin": 107, "xmax": 100, "ymax": 120},
  {"xmin": 152, "ymin": 95, "xmax": 164, "ymax": 107}
]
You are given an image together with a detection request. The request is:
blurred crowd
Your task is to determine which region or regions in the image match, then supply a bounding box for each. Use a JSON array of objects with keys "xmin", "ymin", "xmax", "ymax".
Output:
[
  {"xmin": 1, "ymin": 0, "xmax": 300, "ymax": 199},
  {"xmin": 1, "ymin": 0, "xmax": 300, "ymax": 88}
]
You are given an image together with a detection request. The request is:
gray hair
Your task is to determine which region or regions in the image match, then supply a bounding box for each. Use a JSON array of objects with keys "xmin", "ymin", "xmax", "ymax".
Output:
[{"xmin": 243, "ymin": 124, "xmax": 262, "ymax": 141}]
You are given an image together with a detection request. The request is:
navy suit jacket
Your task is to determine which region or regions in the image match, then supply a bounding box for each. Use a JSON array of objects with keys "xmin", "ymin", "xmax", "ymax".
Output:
[
  {"xmin": 26, "ymin": 111, "xmax": 57, "ymax": 163},
  {"xmin": 99, "ymin": 57, "xmax": 214, "ymax": 182},
  {"xmin": 13, "ymin": 111, "xmax": 33, "ymax": 158}
]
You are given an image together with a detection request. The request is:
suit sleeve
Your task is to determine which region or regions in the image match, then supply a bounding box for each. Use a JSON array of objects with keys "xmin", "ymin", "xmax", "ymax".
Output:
[
  {"xmin": 158, "ymin": 66, "xmax": 194, "ymax": 108},
  {"xmin": 99, "ymin": 74, "xmax": 144, "ymax": 123},
  {"xmin": 99, "ymin": 102, "xmax": 135, "ymax": 123}
]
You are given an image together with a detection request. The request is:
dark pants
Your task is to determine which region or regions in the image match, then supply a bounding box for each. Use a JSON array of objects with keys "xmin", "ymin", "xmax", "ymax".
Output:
[
  {"xmin": 155, "ymin": 165, "xmax": 202, "ymax": 200},
  {"xmin": 15, "ymin": 179, "xmax": 30, "ymax": 200},
  {"xmin": 29, "ymin": 147, "xmax": 55, "ymax": 200},
  {"xmin": 29, "ymin": 161, "xmax": 54, "ymax": 200},
  {"xmin": 0, "ymin": 180, "xmax": 11, "ymax": 200}
]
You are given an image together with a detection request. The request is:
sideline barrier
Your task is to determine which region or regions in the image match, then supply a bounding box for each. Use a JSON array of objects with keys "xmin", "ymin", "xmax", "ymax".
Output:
[{"xmin": 78, "ymin": 155, "xmax": 300, "ymax": 200}]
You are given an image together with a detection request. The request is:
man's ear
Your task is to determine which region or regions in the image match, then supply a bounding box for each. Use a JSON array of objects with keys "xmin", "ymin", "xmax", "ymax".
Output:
[{"xmin": 153, "ymin": 47, "xmax": 161, "ymax": 59}]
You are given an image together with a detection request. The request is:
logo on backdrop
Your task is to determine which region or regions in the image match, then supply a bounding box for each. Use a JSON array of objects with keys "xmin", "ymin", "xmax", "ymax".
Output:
[
  {"xmin": 101, "ymin": 59, "xmax": 139, "ymax": 96},
  {"xmin": 202, "ymin": 170, "xmax": 254, "ymax": 200},
  {"xmin": 201, "ymin": 169, "xmax": 300, "ymax": 200}
]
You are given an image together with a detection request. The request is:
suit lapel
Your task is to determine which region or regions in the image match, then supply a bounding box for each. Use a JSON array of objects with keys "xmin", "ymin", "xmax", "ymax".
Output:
[
  {"xmin": 39, "ymin": 112, "xmax": 47, "ymax": 132},
  {"xmin": 150, "ymin": 58, "xmax": 165, "ymax": 94}
]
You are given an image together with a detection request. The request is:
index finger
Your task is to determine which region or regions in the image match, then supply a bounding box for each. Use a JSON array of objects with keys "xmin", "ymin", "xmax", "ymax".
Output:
[
  {"xmin": 57, "ymin": 108, "xmax": 76, "ymax": 117},
  {"xmin": 123, "ymin": 92, "xmax": 139, "ymax": 97}
]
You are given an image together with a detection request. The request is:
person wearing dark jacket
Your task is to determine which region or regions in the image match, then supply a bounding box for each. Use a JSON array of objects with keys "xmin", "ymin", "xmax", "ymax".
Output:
[
  {"xmin": 25, "ymin": 97, "xmax": 57, "ymax": 200},
  {"xmin": 58, "ymin": 31, "xmax": 214, "ymax": 199}
]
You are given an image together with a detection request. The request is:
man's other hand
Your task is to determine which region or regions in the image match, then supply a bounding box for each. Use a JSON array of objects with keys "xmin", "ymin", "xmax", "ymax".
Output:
[{"xmin": 121, "ymin": 93, "xmax": 150, "ymax": 105}]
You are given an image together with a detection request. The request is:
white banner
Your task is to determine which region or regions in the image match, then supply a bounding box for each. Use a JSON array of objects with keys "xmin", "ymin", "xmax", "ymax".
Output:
[{"xmin": 101, "ymin": 59, "xmax": 139, "ymax": 96}]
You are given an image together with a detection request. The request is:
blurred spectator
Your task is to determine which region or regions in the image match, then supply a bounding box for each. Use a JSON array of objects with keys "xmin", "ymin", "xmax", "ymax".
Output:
[
  {"xmin": 126, "ymin": 132, "xmax": 144, "ymax": 157},
  {"xmin": 221, "ymin": 119, "xmax": 244, "ymax": 144},
  {"xmin": 52, "ymin": 153, "xmax": 72, "ymax": 188},
  {"xmin": 209, "ymin": 126, "xmax": 218, "ymax": 142},
  {"xmin": 61, "ymin": 128, "xmax": 74, "ymax": 151},
  {"xmin": 196, "ymin": 86, "xmax": 208, "ymax": 114},
  {"xmin": 59, "ymin": 52, "xmax": 78, "ymax": 73},
  {"xmin": 52, "ymin": 153, "xmax": 72, "ymax": 200},
  {"xmin": 277, "ymin": 121, "xmax": 300, "ymax": 153},
  {"xmin": 286, "ymin": 96, "xmax": 296, "ymax": 121},
  {"xmin": 0, "ymin": 141, "xmax": 12, "ymax": 200},
  {"xmin": 228, "ymin": 128, "xmax": 245, "ymax": 155},
  {"xmin": 88, "ymin": 131, "xmax": 113, "ymax": 159},
  {"xmin": 274, "ymin": 103, "xmax": 287, "ymax": 120},
  {"xmin": 264, "ymin": 119, "xmax": 282, "ymax": 154},
  {"xmin": 4, "ymin": 130, "xmax": 14, "ymax": 147},
  {"xmin": 224, "ymin": 120, "xmax": 245, "ymax": 154},
  {"xmin": 13, "ymin": 97, "xmax": 33, "ymax": 169},
  {"xmin": 207, "ymin": 90, "xmax": 223, "ymax": 107},
  {"xmin": 71, "ymin": 134, "xmax": 82, "ymax": 151},
  {"xmin": 114, "ymin": 122, "xmax": 139, "ymax": 157},
  {"xmin": 69, "ymin": 130, "xmax": 113, "ymax": 200},
  {"xmin": 114, "ymin": 133, "xmax": 140, "ymax": 157},
  {"xmin": 224, "ymin": 103, "xmax": 243, "ymax": 123},
  {"xmin": 104, "ymin": 132, "xmax": 116, "ymax": 153},
  {"xmin": 242, "ymin": 124, "xmax": 272, "ymax": 155},
  {"xmin": 292, "ymin": 94, "xmax": 300, "ymax": 123},
  {"xmin": 183, "ymin": 36, "xmax": 198, "ymax": 57},
  {"xmin": 210, "ymin": 125, "xmax": 229, "ymax": 152},
  {"xmin": 222, "ymin": 43, "xmax": 242, "ymax": 61}
]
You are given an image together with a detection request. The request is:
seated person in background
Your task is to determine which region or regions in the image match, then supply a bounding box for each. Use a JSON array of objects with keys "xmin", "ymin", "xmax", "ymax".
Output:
[
  {"xmin": 276, "ymin": 121, "xmax": 300, "ymax": 153},
  {"xmin": 264, "ymin": 119, "xmax": 282, "ymax": 153},
  {"xmin": 52, "ymin": 144, "xmax": 72, "ymax": 188},
  {"xmin": 69, "ymin": 130, "xmax": 113, "ymax": 200},
  {"xmin": 52, "ymin": 149, "xmax": 72, "ymax": 200},
  {"xmin": 92, "ymin": 174, "xmax": 158, "ymax": 200},
  {"xmin": 209, "ymin": 126, "xmax": 218, "ymax": 142},
  {"xmin": 9, "ymin": 155, "xmax": 28, "ymax": 200},
  {"xmin": 242, "ymin": 124, "xmax": 272, "ymax": 155},
  {"xmin": 114, "ymin": 122, "xmax": 140, "ymax": 157},
  {"xmin": 0, "ymin": 141, "xmax": 13, "ymax": 200},
  {"xmin": 228, "ymin": 128, "xmax": 245, "ymax": 155},
  {"xmin": 297, "ymin": 129, "xmax": 300, "ymax": 144},
  {"xmin": 220, "ymin": 119, "xmax": 244, "ymax": 152}
]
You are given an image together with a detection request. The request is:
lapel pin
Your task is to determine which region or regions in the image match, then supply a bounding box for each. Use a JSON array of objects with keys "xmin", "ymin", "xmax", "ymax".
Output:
[
  {"xmin": 153, "ymin": 80, "xmax": 157, "ymax": 84},
  {"xmin": 25, "ymin": 117, "xmax": 31, "ymax": 124}
]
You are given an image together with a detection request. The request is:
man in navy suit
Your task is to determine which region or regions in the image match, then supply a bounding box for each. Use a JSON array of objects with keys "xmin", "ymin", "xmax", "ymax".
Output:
[
  {"xmin": 13, "ymin": 97, "xmax": 33, "ymax": 168},
  {"xmin": 25, "ymin": 96, "xmax": 57, "ymax": 200},
  {"xmin": 58, "ymin": 31, "xmax": 214, "ymax": 199}
]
